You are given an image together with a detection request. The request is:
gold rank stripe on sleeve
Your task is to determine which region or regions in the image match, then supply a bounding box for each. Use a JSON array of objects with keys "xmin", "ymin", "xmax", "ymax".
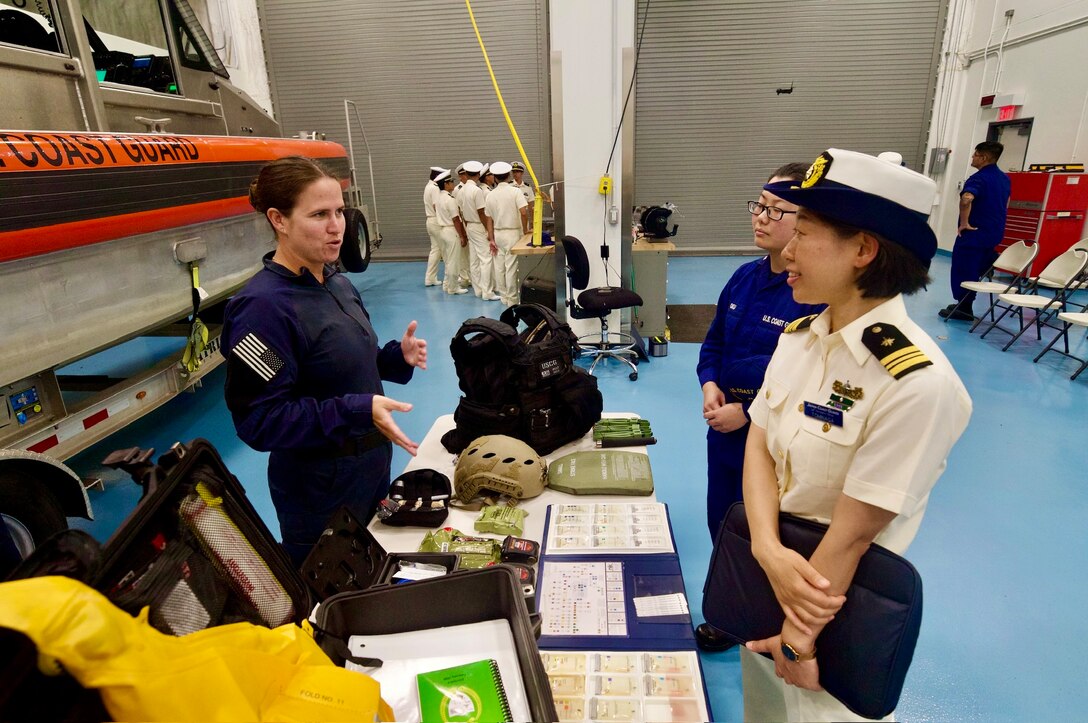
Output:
[
  {"xmin": 783, "ymin": 314, "xmax": 819, "ymax": 334},
  {"xmin": 861, "ymin": 323, "xmax": 933, "ymax": 379}
]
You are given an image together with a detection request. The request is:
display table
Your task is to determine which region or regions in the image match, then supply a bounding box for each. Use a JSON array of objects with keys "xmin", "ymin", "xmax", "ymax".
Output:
[{"xmin": 366, "ymin": 412, "xmax": 654, "ymax": 553}]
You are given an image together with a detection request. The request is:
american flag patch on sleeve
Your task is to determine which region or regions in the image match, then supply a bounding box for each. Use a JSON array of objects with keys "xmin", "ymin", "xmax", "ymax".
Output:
[{"xmin": 232, "ymin": 332, "xmax": 285, "ymax": 381}]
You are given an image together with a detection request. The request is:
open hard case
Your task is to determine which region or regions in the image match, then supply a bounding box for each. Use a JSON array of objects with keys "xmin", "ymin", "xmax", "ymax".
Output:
[{"xmin": 0, "ymin": 438, "xmax": 556, "ymax": 722}]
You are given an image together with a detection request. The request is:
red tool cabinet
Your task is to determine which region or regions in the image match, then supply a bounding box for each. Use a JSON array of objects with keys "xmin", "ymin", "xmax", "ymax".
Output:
[{"xmin": 1002, "ymin": 172, "xmax": 1088, "ymax": 274}]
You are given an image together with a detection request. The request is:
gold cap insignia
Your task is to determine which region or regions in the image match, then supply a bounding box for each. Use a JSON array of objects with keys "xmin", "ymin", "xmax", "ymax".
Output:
[{"xmin": 802, "ymin": 151, "xmax": 833, "ymax": 189}]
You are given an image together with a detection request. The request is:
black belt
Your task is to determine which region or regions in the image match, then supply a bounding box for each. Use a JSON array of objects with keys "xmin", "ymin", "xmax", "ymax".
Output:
[{"xmin": 330, "ymin": 429, "xmax": 388, "ymax": 457}]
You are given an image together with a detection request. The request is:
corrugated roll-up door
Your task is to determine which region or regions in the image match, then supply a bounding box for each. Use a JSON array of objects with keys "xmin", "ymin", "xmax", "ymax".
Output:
[
  {"xmin": 634, "ymin": 0, "xmax": 947, "ymax": 254},
  {"xmin": 258, "ymin": 0, "xmax": 551, "ymax": 260}
]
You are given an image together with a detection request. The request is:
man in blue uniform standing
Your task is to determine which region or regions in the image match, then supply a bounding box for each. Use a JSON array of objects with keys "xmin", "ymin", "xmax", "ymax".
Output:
[
  {"xmin": 939, "ymin": 141, "xmax": 1011, "ymax": 321},
  {"xmin": 695, "ymin": 164, "xmax": 825, "ymax": 652}
]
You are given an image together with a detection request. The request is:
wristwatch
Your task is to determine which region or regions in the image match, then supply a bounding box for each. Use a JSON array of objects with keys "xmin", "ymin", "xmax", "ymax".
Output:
[{"xmin": 781, "ymin": 641, "xmax": 816, "ymax": 662}]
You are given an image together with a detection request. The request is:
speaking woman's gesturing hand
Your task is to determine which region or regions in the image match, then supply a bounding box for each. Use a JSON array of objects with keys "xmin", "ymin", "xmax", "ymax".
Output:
[{"xmin": 401, "ymin": 320, "xmax": 427, "ymax": 370}]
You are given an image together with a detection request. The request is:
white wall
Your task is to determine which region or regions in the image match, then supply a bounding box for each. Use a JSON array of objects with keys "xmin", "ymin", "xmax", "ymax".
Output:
[
  {"xmin": 549, "ymin": 0, "xmax": 634, "ymax": 336},
  {"xmin": 929, "ymin": 0, "xmax": 1088, "ymax": 250}
]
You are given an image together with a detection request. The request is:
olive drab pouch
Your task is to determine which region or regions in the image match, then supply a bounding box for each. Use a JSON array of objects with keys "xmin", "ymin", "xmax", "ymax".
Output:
[{"xmin": 441, "ymin": 303, "xmax": 603, "ymax": 455}]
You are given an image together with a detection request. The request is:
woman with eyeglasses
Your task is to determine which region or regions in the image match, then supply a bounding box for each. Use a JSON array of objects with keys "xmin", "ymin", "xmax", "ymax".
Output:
[{"xmin": 695, "ymin": 163, "xmax": 826, "ymax": 653}]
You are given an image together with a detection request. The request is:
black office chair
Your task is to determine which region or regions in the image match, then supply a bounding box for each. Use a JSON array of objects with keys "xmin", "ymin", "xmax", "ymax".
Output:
[{"xmin": 560, "ymin": 236, "xmax": 643, "ymax": 380}]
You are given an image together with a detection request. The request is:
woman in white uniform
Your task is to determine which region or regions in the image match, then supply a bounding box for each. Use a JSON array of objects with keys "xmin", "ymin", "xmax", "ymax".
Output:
[{"xmin": 739, "ymin": 149, "xmax": 973, "ymax": 721}]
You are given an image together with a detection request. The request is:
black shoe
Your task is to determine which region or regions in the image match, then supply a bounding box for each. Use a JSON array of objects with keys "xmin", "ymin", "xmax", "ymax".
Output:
[
  {"xmin": 938, "ymin": 303, "xmax": 974, "ymax": 321},
  {"xmin": 695, "ymin": 623, "xmax": 737, "ymax": 652}
]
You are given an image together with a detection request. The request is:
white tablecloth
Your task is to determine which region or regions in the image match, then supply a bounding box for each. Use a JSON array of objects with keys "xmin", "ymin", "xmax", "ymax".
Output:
[{"xmin": 366, "ymin": 413, "xmax": 655, "ymax": 553}]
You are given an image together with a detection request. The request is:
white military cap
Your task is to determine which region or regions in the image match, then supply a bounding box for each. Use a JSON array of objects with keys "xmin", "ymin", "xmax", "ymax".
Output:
[
  {"xmin": 429, "ymin": 166, "xmax": 445, "ymax": 173},
  {"xmin": 463, "ymin": 160, "xmax": 483, "ymax": 174},
  {"xmin": 434, "ymin": 169, "xmax": 452, "ymax": 183},
  {"xmin": 490, "ymin": 161, "xmax": 512, "ymax": 175},
  {"xmin": 765, "ymin": 148, "xmax": 938, "ymax": 264},
  {"xmin": 455, "ymin": 163, "xmax": 466, "ymax": 174},
  {"xmin": 479, "ymin": 163, "xmax": 491, "ymax": 175}
]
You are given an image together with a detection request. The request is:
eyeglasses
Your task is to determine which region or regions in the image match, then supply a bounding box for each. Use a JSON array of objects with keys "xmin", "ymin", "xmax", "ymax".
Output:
[{"xmin": 748, "ymin": 201, "xmax": 798, "ymax": 221}]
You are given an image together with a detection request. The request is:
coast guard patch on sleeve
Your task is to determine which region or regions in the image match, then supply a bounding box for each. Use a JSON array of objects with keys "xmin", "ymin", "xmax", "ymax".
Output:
[{"xmin": 232, "ymin": 332, "xmax": 284, "ymax": 381}]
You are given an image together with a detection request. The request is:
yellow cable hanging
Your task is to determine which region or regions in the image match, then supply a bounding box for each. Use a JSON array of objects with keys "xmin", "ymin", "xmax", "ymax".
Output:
[{"xmin": 465, "ymin": 0, "xmax": 549, "ymax": 245}]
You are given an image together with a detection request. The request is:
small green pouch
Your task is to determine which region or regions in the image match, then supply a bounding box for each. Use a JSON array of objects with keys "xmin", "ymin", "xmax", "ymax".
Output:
[{"xmin": 474, "ymin": 506, "xmax": 527, "ymax": 537}]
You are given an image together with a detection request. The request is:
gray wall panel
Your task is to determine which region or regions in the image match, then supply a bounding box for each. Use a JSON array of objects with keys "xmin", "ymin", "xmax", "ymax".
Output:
[
  {"xmin": 259, "ymin": 0, "xmax": 551, "ymax": 259},
  {"xmin": 634, "ymin": 0, "xmax": 947, "ymax": 253}
]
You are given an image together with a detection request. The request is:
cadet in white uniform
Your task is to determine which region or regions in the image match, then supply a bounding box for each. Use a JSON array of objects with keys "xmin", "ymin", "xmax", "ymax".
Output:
[
  {"xmin": 452, "ymin": 163, "xmax": 467, "ymax": 200},
  {"xmin": 484, "ymin": 161, "xmax": 529, "ymax": 307},
  {"xmin": 456, "ymin": 161, "xmax": 497, "ymax": 300},
  {"xmin": 510, "ymin": 161, "xmax": 534, "ymax": 217},
  {"xmin": 432, "ymin": 171, "xmax": 468, "ymax": 295},
  {"xmin": 728, "ymin": 149, "xmax": 972, "ymax": 721},
  {"xmin": 423, "ymin": 166, "xmax": 446, "ymax": 287}
]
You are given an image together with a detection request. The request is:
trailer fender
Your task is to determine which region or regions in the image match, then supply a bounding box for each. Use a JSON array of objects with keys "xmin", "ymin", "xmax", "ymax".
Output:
[{"xmin": 0, "ymin": 451, "xmax": 93, "ymax": 521}]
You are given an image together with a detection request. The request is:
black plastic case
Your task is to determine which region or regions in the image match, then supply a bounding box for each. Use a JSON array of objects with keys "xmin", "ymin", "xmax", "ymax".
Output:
[{"xmin": 314, "ymin": 565, "xmax": 557, "ymax": 722}]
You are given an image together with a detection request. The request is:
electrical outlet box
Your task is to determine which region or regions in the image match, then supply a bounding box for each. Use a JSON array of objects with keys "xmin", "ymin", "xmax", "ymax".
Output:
[{"xmin": 598, "ymin": 175, "xmax": 612, "ymax": 195}]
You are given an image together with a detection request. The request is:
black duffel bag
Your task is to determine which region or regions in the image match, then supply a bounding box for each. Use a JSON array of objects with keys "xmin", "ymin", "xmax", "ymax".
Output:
[{"xmin": 441, "ymin": 303, "xmax": 603, "ymax": 455}]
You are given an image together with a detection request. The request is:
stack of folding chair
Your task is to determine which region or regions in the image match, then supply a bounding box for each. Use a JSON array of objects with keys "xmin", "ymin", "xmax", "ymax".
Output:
[
  {"xmin": 939, "ymin": 240, "xmax": 1039, "ymax": 333},
  {"xmin": 978, "ymin": 247, "xmax": 1088, "ymax": 352}
]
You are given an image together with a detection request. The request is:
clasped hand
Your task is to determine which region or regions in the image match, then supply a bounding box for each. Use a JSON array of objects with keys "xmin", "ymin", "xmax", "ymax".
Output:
[
  {"xmin": 702, "ymin": 382, "xmax": 748, "ymax": 434},
  {"xmin": 745, "ymin": 633, "xmax": 821, "ymax": 691},
  {"xmin": 757, "ymin": 543, "xmax": 845, "ymax": 634}
]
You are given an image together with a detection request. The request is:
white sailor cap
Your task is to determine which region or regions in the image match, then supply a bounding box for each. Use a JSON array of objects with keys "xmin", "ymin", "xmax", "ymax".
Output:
[
  {"xmin": 463, "ymin": 160, "xmax": 483, "ymax": 174},
  {"xmin": 765, "ymin": 148, "xmax": 938, "ymax": 265},
  {"xmin": 479, "ymin": 163, "xmax": 491, "ymax": 175},
  {"xmin": 455, "ymin": 163, "xmax": 466, "ymax": 174},
  {"xmin": 490, "ymin": 161, "xmax": 512, "ymax": 175},
  {"xmin": 510, "ymin": 161, "xmax": 526, "ymax": 172},
  {"xmin": 435, "ymin": 169, "xmax": 452, "ymax": 183},
  {"xmin": 429, "ymin": 166, "xmax": 445, "ymax": 173}
]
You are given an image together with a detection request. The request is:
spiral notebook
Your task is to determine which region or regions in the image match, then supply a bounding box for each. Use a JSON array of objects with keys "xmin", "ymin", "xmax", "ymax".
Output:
[{"xmin": 416, "ymin": 658, "xmax": 511, "ymax": 723}]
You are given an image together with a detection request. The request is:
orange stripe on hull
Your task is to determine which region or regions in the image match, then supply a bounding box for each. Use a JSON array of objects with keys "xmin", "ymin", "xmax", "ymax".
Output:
[{"xmin": 0, "ymin": 197, "xmax": 252, "ymax": 263}]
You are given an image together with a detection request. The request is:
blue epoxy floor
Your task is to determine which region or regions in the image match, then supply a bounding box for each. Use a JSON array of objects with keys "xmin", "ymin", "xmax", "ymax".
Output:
[{"xmin": 65, "ymin": 253, "xmax": 1088, "ymax": 721}]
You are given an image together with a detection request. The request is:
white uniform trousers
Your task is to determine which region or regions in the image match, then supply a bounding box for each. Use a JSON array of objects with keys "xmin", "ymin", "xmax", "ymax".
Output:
[
  {"xmin": 465, "ymin": 221, "xmax": 494, "ymax": 298},
  {"xmin": 424, "ymin": 217, "xmax": 443, "ymax": 286},
  {"xmin": 492, "ymin": 228, "xmax": 521, "ymax": 307},
  {"xmin": 439, "ymin": 225, "xmax": 464, "ymax": 294},
  {"xmin": 741, "ymin": 648, "xmax": 895, "ymax": 722}
]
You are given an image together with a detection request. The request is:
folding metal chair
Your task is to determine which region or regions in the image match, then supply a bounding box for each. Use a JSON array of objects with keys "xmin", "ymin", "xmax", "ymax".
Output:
[
  {"xmin": 978, "ymin": 248, "xmax": 1088, "ymax": 351},
  {"xmin": 938, "ymin": 241, "xmax": 1039, "ymax": 333},
  {"xmin": 1033, "ymin": 310, "xmax": 1088, "ymax": 380}
]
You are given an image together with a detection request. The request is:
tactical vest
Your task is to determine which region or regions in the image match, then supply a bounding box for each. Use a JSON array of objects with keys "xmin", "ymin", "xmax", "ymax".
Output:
[{"xmin": 441, "ymin": 304, "xmax": 603, "ymax": 455}]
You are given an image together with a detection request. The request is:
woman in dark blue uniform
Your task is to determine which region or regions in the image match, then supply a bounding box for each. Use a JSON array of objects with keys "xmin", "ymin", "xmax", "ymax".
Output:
[
  {"xmin": 696, "ymin": 163, "xmax": 824, "ymax": 651},
  {"xmin": 223, "ymin": 157, "xmax": 427, "ymax": 566},
  {"xmin": 698, "ymin": 163, "xmax": 825, "ymax": 539}
]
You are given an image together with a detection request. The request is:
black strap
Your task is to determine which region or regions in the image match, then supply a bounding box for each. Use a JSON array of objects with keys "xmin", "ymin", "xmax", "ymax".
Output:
[{"xmin": 308, "ymin": 621, "xmax": 383, "ymax": 668}]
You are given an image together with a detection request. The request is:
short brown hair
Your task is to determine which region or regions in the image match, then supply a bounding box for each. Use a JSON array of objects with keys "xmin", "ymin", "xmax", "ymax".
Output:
[
  {"xmin": 807, "ymin": 210, "xmax": 931, "ymax": 298},
  {"xmin": 248, "ymin": 156, "xmax": 338, "ymax": 218}
]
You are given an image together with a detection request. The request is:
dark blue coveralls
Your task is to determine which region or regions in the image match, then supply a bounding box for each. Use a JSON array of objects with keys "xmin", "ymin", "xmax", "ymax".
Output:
[
  {"xmin": 223, "ymin": 253, "xmax": 414, "ymax": 565},
  {"xmin": 697, "ymin": 257, "xmax": 824, "ymax": 540},
  {"xmin": 951, "ymin": 163, "xmax": 1011, "ymax": 307}
]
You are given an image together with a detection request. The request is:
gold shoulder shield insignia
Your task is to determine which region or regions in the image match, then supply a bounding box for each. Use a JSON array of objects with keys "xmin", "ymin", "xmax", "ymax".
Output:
[
  {"xmin": 783, "ymin": 314, "xmax": 819, "ymax": 334},
  {"xmin": 801, "ymin": 151, "xmax": 833, "ymax": 189},
  {"xmin": 862, "ymin": 323, "xmax": 933, "ymax": 379}
]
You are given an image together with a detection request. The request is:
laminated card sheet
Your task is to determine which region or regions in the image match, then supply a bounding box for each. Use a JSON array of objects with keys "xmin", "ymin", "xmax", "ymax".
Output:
[
  {"xmin": 544, "ymin": 503, "xmax": 675, "ymax": 555},
  {"xmin": 540, "ymin": 650, "xmax": 710, "ymax": 722},
  {"xmin": 539, "ymin": 561, "xmax": 628, "ymax": 637}
]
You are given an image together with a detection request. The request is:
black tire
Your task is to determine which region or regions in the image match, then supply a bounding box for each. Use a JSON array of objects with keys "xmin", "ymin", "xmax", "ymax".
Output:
[
  {"xmin": 0, "ymin": 468, "xmax": 68, "ymax": 559},
  {"xmin": 629, "ymin": 372, "xmax": 638, "ymax": 381},
  {"xmin": 339, "ymin": 207, "xmax": 372, "ymax": 273}
]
